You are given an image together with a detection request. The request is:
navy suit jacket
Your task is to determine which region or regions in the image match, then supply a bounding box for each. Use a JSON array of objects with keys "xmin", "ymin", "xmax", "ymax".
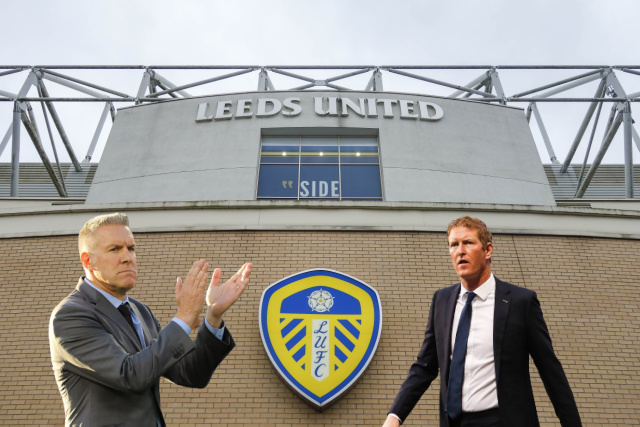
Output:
[
  {"xmin": 50, "ymin": 279, "xmax": 235, "ymax": 427},
  {"xmin": 389, "ymin": 278, "xmax": 581, "ymax": 426}
]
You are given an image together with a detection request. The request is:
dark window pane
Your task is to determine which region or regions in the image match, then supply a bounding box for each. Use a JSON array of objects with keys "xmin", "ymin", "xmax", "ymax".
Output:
[
  {"xmin": 340, "ymin": 146, "xmax": 379, "ymax": 164},
  {"xmin": 257, "ymin": 164, "xmax": 299, "ymax": 198},
  {"xmin": 340, "ymin": 165, "xmax": 382, "ymax": 199},
  {"xmin": 301, "ymin": 137, "xmax": 339, "ymax": 164},
  {"xmin": 261, "ymin": 137, "xmax": 299, "ymax": 164},
  {"xmin": 340, "ymin": 137, "xmax": 379, "ymax": 164},
  {"xmin": 299, "ymin": 165, "xmax": 340, "ymax": 199},
  {"xmin": 300, "ymin": 145, "xmax": 339, "ymax": 163}
]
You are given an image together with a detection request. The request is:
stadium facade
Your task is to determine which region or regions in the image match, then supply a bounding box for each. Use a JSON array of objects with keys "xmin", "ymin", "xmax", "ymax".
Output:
[{"xmin": 1, "ymin": 66, "xmax": 639, "ymax": 425}]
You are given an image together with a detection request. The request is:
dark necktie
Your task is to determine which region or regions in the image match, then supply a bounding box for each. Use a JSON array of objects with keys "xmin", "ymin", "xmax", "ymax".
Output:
[
  {"xmin": 117, "ymin": 302, "xmax": 137, "ymax": 335},
  {"xmin": 447, "ymin": 291, "xmax": 477, "ymax": 421}
]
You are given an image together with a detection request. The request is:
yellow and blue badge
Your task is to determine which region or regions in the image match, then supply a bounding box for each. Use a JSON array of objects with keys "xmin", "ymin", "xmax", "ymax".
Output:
[{"xmin": 259, "ymin": 269, "xmax": 382, "ymax": 410}]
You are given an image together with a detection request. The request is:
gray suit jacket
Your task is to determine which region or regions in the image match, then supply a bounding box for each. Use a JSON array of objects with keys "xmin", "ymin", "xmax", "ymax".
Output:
[{"xmin": 49, "ymin": 279, "xmax": 235, "ymax": 427}]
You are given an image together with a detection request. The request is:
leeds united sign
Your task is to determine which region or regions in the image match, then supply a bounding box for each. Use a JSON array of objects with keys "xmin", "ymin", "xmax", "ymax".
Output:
[{"xmin": 196, "ymin": 96, "xmax": 443, "ymax": 122}]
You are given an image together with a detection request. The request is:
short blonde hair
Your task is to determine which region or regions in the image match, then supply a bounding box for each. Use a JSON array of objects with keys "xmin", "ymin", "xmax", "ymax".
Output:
[
  {"xmin": 446, "ymin": 216, "xmax": 493, "ymax": 249},
  {"xmin": 78, "ymin": 213, "xmax": 130, "ymax": 255}
]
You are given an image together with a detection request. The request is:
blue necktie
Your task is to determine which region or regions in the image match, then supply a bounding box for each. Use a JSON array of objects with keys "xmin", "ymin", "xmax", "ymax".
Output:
[
  {"xmin": 447, "ymin": 291, "xmax": 476, "ymax": 421},
  {"xmin": 117, "ymin": 302, "xmax": 137, "ymax": 335}
]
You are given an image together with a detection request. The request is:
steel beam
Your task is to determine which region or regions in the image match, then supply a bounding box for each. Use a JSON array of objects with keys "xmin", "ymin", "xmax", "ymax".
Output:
[
  {"xmin": 575, "ymin": 100, "xmax": 604, "ymax": 196},
  {"xmin": 325, "ymin": 68, "xmax": 372, "ymax": 83},
  {"xmin": 26, "ymin": 102, "xmax": 42, "ymax": 141},
  {"xmin": 561, "ymin": 78, "xmax": 607, "ymax": 172},
  {"xmin": 20, "ymin": 110, "xmax": 68, "ymax": 197},
  {"xmin": 535, "ymin": 73, "xmax": 602, "ymax": 99},
  {"xmin": 38, "ymin": 79, "xmax": 82, "ymax": 171},
  {"xmin": 463, "ymin": 80, "xmax": 486, "ymax": 99},
  {"xmin": 0, "ymin": 68, "xmax": 25, "ymax": 78},
  {"xmin": 602, "ymin": 104, "xmax": 618, "ymax": 140},
  {"xmin": 145, "ymin": 68, "xmax": 256, "ymax": 99},
  {"xmin": 152, "ymin": 72, "xmax": 193, "ymax": 97},
  {"xmin": 325, "ymin": 83, "xmax": 350, "ymax": 91},
  {"xmin": 364, "ymin": 68, "xmax": 383, "ymax": 91},
  {"xmin": 268, "ymin": 68, "xmax": 315, "ymax": 83},
  {"xmin": 620, "ymin": 67, "xmax": 640, "ymax": 78},
  {"xmin": 386, "ymin": 68, "xmax": 494, "ymax": 98},
  {"xmin": 39, "ymin": 86, "xmax": 67, "ymax": 194},
  {"xmin": 258, "ymin": 68, "xmax": 275, "ymax": 91},
  {"xmin": 42, "ymin": 69, "xmax": 131, "ymax": 98},
  {"xmin": 575, "ymin": 110, "xmax": 624, "ymax": 198},
  {"xmin": 489, "ymin": 69, "xmax": 505, "ymax": 103},
  {"xmin": 2, "ymin": 96, "xmax": 639, "ymax": 104},
  {"xmin": 605, "ymin": 70, "xmax": 628, "ymax": 98},
  {"xmin": 84, "ymin": 102, "xmax": 111, "ymax": 162},
  {"xmin": 449, "ymin": 72, "xmax": 489, "ymax": 97},
  {"xmin": 512, "ymin": 69, "xmax": 603, "ymax": 98},
  {"xmin": 18, "ymin": 71, "xmax": 37, "ymax": 97},
  {"xmin": 1, "ymin": 64, "xmax": 639, "ymax": 200},
  {"xmin": 10, "ymin": 102, "xmax": 20, "ymax": 196},
  {"xmin": 626, "ymin": 90, "xmax": 640, "ymax": 99},
  {"xmin": 290, "ymin": 83, "xmax": 316, "ymax": 91},
  {"xmin": 530, "ymin": 103, "xmax": 559, "ymax": 163},
  {"xmin": 41, "ymin": 72, "xmax": 108, "ymax": 98},
  {"xmin": 623, "ymin": 103, "xmax": 634, "ymax": 198},
  {"xmin": 136, "ymin": 70, "xmax": 152, "ymax": 103},
  {"xmin": 0, "ymin": 89, "xmax": 17, "ymax": 99},
  {"xmin": 154, "ymin": 80, "xmax": 179, "ymax": 98}
]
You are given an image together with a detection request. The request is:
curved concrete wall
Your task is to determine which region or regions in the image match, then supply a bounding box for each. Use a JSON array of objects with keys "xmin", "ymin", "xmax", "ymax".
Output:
[{"xmin": 87, "ymin": 91, "xmax": 555, "ymax": 206}]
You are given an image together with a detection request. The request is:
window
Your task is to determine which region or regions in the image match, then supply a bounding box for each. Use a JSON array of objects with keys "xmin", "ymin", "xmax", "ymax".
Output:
[{"xmin": 257, "ymin": 135, "xmax": 382, "ymax": 200}]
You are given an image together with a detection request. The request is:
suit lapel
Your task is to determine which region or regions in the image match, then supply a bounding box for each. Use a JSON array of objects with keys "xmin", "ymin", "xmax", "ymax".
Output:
[
  {"xmin": 77, "ymin": 279, "xmax": 144, "ymax": 351},
  {"xmin": 493, "ymin": 278, "xmax": 511, "ymax": 384},
  {"xmin": 442, "ymin": 284, "xmax": 461, "ymax": 382}
]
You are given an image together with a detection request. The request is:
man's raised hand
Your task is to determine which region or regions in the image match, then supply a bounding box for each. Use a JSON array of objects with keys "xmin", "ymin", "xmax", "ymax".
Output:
[
  {"xmin": 175, "ymin": 259, "xmax": 209, "ymax": 329},
  {"xmin": 206, "ymin": 263, "xmax": 252, "ymax": 328}
]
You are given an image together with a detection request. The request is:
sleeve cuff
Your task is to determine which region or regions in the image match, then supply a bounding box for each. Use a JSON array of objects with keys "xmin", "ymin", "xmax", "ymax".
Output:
[
  {"xmin": 171, "ymin": 317, "xmax": 192, "ymax": 335},
  {"xmin": 389, "ymin": 413, "xmax": 402, "ymax": 424},
  {"xmin": 204, "ymin": 318, "xmax": 226, "ymax": 340}
]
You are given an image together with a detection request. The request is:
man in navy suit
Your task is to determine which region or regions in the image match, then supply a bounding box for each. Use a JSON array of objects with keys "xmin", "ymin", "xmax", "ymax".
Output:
[{"xmin": 383, "ymin": 216, "xmax": 581, "ymax": 426}]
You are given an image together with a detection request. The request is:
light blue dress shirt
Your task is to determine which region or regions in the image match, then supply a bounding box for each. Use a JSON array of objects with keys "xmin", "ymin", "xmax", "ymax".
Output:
[{"xmin": 83, "ymin": 279, "xmax": 225, "ymax": 345}]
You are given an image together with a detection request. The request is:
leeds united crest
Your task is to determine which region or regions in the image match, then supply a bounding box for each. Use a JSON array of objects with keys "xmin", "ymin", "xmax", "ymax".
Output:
[{"xmin": 259, "ymin": 269, "xmax": 382, "ymax": 410}]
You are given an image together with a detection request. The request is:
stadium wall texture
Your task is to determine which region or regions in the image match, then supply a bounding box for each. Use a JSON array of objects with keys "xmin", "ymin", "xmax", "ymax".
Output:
[{"xmin": 0, "ymin": 210, "xmax": 638, "ymax": 426}]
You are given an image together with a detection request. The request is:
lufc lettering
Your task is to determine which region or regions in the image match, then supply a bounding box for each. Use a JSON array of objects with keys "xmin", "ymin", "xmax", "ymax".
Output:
[
  {"xmin": 312, "ymin": 319, "xmax": 330, "ymax": 381},
  {"xmin": 195, "ymin": 96, "xmax": 444, "ymax": 122}
]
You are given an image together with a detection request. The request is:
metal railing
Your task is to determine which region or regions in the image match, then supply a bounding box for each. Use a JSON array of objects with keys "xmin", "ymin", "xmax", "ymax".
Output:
[{"xmin": 1, "ymin": 65, "xmax": 639, "ymax": 198}]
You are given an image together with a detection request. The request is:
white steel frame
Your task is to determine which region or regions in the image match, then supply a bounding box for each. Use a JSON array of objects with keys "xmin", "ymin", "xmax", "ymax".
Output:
[{"xmin": 1, "ymin": 65, "xmax": 638, "ymax": 198}]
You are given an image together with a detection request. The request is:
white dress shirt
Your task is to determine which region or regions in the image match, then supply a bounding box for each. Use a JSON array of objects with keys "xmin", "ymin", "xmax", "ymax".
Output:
[{"xmin": 450, "ymin": 274, "xmax": 499, "ymax": 413}]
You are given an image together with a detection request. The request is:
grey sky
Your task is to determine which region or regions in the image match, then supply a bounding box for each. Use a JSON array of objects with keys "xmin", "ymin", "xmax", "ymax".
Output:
[{"xmin": 1, "ymin": 0, "xmax": 639, "ymax": 164}]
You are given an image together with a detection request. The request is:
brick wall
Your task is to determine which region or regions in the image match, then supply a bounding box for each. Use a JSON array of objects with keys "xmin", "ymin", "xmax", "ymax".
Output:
[{"xmin": 0, "ymin": 230, "xmax": 638, "ymax": 426}]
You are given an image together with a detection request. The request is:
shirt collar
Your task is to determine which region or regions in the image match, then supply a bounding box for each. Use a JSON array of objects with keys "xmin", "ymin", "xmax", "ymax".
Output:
[
  {"xmin": 84, "ymin": 278, "xmax": 130, "ymax": 309},
  {"xmin": 459, "ymin": 273, "xmax": 495, "ymax": 301}
]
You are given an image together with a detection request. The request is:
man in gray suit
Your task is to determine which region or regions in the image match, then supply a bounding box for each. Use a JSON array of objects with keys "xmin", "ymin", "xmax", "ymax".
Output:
[{"xmin": 49, "ymin": 212, "xmax": 252, "ymax": 426}]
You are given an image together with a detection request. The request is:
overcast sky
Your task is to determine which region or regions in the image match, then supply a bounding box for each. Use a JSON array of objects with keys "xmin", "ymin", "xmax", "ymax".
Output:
[{"xmin": 1, "ymin": 0, "xmax": 639, "ymax": 164}]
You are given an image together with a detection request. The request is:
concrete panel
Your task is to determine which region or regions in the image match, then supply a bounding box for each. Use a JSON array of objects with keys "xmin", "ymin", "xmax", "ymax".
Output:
[
  {"xmin": 1, "ymin": 201, "xmax": 639, "ymax": 240},
  {"xmin": 383, "ymin": 168, "xmax": 554, "ymax": 205},
  {"xmin": 87, "ymin": 91, "xmax": 555, "ymax": 206}
]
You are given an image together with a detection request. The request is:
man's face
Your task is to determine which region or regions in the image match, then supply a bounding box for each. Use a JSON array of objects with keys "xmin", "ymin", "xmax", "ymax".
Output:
[
  {"xmin": 448, "ymin": 226, "xmax": 492, "ymax": 290},
  {"xmin": 82, "ymin": 224, "xmax": 137, "ymax": 299}
]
